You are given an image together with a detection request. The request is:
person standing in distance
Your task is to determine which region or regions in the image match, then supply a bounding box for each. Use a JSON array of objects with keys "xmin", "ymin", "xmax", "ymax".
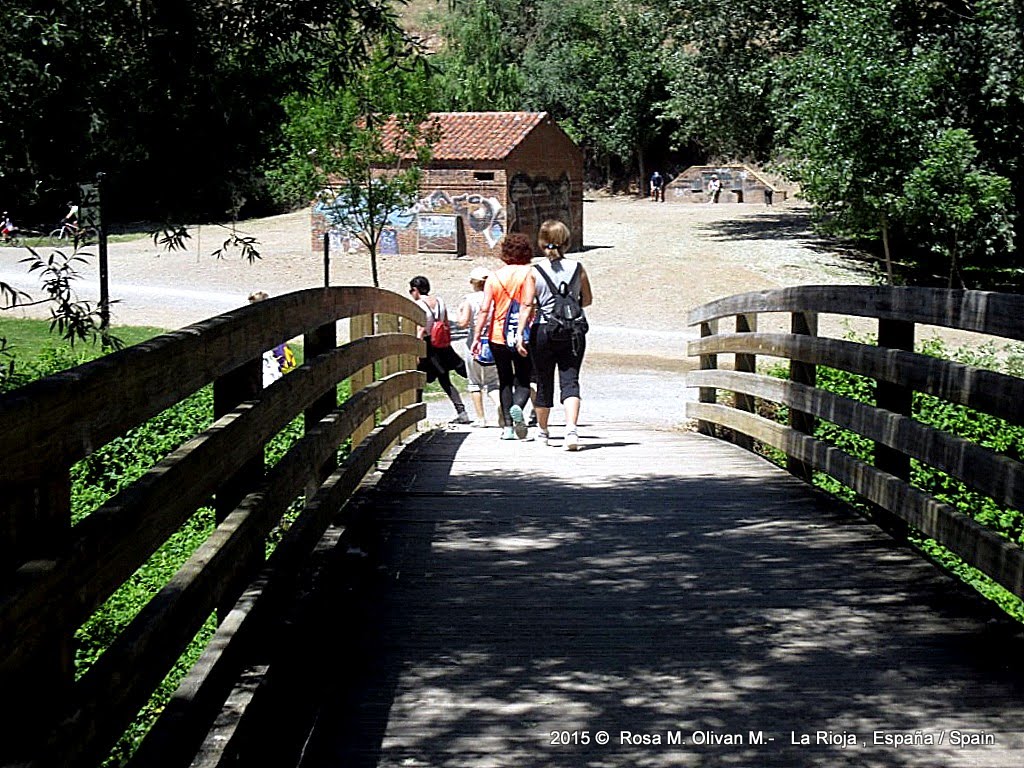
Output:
[{"xmin": 650, "ymin": 170, "xmax": 665, "ymax": 202}]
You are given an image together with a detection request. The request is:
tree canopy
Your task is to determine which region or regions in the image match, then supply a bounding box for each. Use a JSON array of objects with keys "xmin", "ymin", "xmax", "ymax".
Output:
[
  {"xmin": 2, "ymin": 0, "xmax": 1023, "ymax": 289},
  {"xmin": 272, "ymin": 40, "xmax": 438, "ymax": 287},
  {"xmin": 0, "ymin": 0, "xmax": 403, "ymax": 224}
]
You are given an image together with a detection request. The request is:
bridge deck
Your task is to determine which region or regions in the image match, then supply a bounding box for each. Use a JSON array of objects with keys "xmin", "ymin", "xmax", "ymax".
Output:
[{"xmin": 227, "ymin": 422, "xmax": 1024, "ymax": 767}]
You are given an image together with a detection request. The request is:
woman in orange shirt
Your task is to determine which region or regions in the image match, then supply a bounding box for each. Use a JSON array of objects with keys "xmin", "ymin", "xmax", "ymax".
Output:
[{"xmin": 472, "ymin": 233, "xmax": 536, "ymax": 440}]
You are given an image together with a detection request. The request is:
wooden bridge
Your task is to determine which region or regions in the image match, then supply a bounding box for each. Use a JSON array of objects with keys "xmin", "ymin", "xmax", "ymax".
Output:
[{"xmin": 2, "ymin": 285, "xmax": 1024, "ymax": 767}]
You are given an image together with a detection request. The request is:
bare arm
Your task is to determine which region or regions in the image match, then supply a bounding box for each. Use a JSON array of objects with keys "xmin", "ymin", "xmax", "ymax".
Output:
[
  {"xmin": 456, "ymin": 297, "xmax": 472, "ymax": 328},
  {"xmin": 472, "ymin": 283, "xmax": 495, "ymax": 350},
  {"xmin": 518, "ymin": 271, "xmax": 537, "ymax": 329},
  {"xmin": 414, "ymin": 296, "xmax": 436, "ymax": 340},
  {"xmin": 516, "ymin": 271, "xmax": 537, "ymax": 356},
  {"xmin": 579, "ymin": 265, "xmax": 594, "ymax": 308}
]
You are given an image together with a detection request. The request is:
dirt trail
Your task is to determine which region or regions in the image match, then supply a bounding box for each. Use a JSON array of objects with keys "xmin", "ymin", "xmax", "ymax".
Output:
[{"xmin": 1, "ymin": 195, "xmax": 877, "ymax": 428}]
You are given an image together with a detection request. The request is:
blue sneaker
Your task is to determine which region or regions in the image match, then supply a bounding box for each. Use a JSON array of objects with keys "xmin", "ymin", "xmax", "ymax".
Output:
[
  {"xmin": 509, "ymin": 405, "xmax": 528, "ymax": 439},
  {"xmin": 500, "ymin": 427, "xmax": 517, "ymax": 440}
]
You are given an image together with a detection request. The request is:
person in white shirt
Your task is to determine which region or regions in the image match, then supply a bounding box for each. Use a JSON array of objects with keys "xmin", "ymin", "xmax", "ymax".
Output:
[{"xmin": 456, "ymin": 266, "xmax": 503, "ymax": 427}]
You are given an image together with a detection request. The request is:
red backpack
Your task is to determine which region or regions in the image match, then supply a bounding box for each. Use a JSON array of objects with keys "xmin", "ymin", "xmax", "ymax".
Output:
[{"xmin": 427, "ymin": 298, "xmax": 451, "ymax": 348}]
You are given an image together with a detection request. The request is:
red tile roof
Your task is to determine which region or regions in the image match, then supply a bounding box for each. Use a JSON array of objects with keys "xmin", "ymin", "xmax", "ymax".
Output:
[{"xmin": 383, "ymin": 112, "xmax": 550, "ymax": 161}]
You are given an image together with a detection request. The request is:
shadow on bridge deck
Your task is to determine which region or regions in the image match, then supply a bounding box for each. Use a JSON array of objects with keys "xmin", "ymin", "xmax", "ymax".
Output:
[{"xmin": 217, "ymin": 424, "xmax": 1024, "ymax": 768}]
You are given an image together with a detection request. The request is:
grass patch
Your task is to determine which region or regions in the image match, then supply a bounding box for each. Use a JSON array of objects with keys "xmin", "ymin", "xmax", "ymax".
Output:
[{"xmin": 0, "ymin": 317, "xmax": 167, "ymax": 361}]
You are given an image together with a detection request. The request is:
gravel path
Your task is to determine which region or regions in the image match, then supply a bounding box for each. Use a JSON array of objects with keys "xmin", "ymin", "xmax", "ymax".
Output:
[{"xmin": 1, "ymin": 196, "xmax": 876, "ymax": 429}]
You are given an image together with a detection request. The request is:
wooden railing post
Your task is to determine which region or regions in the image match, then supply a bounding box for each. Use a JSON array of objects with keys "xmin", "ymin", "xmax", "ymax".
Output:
[
  {"xmin": 697, "ymin": 319, "xmax": 718, "ymax": 435},
  {"xmin": 304, "ymin": 320, "xmax": 338, "ymax": 493},
  {"xmin": 213, "ymin": 357, "xmax": 263, "ymax": 620},
  {"xmin": 398, "ymin": 315, "xmax": 421, "ymax": 440},
  {"xmin": 377, "ymin": 312, "xmax": 401, "ymax": 419},
  {"xmin": 873, "ymin": 318, "xmax": 915, "ymax": 540},
  {"xmin": 788, "ymin": 311, "xmax": 818, "ymax": 482},
  {"xmin": 349, "ymin": 314, "xmax": 375, "ymax": 445},
  {"xmin": 2, "ymin": 472, "xmax": 73, "ymax": 760},
  {"xmin": 733, "ymin": 313, "xmax": 757, "ymax": 450}
]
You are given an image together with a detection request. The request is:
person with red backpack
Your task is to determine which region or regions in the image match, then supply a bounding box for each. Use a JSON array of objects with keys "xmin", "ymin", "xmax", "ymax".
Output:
[{"xmin": 409, "ymin": 275, "xmax": 470, "ymax": 424}]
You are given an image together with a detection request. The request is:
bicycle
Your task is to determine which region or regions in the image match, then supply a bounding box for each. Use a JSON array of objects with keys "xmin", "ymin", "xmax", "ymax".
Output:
[
  {"xmin": 48, "ymin": 222, "xmax": 97, "ymax": 246},
  {"xmin": 1, "ymin": 226, "xmax": 43, "ymax": 247}
]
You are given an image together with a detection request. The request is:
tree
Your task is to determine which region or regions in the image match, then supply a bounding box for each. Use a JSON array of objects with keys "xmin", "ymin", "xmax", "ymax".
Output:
[
  {"xmin": 0, "ymin": 0, "xmax": 406, "ymax": 222},
  {"xmin": 899, "ymin": 129, "xmax": 1013, "ymax": 287},
  {"xmin": 271, "ymin": 42, "xmax": 437, "ymax": 287},
  {"xmin": 776, "ymin": 0, "xmax": 951, "ymax": 282},
  {"xmin": 432, "ymin": 0, "xmax": 525, "ymax": 111},
  {"xmin": 660, "ymin": 0, "xmax": 808, "ymax": 161},
  {"xmin": 1, "ymin": 0, "xmax": 408, "ymax": 342},
  {"xmin": 521, "ymin": 0, "xmax": 670, "ymax": 188},
  {"xmin": 951, "ymin": 0, "xmax": 1024, "ymax": 276}
]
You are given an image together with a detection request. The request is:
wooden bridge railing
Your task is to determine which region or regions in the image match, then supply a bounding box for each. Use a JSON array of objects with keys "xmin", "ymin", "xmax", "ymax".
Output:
[
  {"xmin": 687, "ymin": 285, "xmax": 1024, "ymax": 603},
  {"xmin": 0, "ymin": 286, "xmax": 426, "ymax": 768}
]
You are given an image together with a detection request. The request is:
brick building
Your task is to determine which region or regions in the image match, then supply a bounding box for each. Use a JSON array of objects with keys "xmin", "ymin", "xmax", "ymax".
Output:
[{"xmin": 311, "ymin": 112, "xmax": 584, "ymax": 259}]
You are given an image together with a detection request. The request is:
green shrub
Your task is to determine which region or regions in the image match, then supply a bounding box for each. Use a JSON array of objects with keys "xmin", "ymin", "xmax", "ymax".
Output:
[{"xmin": 2, "ymin": 334, "xmax": 318, "ymax": 765}]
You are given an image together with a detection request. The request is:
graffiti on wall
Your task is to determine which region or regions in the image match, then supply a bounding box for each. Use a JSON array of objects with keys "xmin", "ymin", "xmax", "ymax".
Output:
[
  {"xmin": 401, "ymin": 190, "xmax": 506, "ymax": 248},
  {"xmin": 314, "ymin": 187, "xmax": 507, "ymax": 251},
  {"xmin": 418, "ymin": 214, "xmax": 460, "ymax": 253},
  {"xmin": 379, "ymin": 228, "xmax": 399, "ymax": 255},
  {"xmin": 508, "ymin": 173, "xmax": 572, "ymax": 239}
]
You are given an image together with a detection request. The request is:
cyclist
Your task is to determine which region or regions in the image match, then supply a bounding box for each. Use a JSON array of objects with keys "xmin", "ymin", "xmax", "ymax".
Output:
[
  {"xmin": 62, "ymin": 201, "xmax": 80, "ymax": 232},
  {"xmin": 1, "ymin": 212, "xmax": 18, "ymax": 242}
]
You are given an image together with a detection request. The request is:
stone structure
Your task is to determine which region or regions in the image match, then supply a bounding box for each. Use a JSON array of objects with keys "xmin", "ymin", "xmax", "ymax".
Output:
[
  {"xmin": 312, "ymin": 112, "xmax": 584, "ymax": 259},
  {"xmin": 664, "ymin": 164, "xmax": 788, "ymax": 204}
]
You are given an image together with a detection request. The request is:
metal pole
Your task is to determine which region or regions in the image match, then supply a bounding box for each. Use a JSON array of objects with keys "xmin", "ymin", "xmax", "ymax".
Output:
[
  {"xmin": 96, "ymin": 172, "xmax": 110, "ymax": 339},
  {"xmin": 323, "ymin": 231, "xmax": 330, "ymax": 288}
]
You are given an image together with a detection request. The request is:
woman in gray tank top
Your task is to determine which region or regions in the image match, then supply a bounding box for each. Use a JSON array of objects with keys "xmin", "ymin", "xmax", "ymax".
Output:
[{"xmin": 519, "ymin": 219, "xmax": 593, "ymax": 450}]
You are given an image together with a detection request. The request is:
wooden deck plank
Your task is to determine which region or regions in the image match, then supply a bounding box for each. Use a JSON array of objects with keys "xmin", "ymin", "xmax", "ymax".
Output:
[{"xmin": 239, "ymin": 423, "xmax": 1024, "ymax": 767}]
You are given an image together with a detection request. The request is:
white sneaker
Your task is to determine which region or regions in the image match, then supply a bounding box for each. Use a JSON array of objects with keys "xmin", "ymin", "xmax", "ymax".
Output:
[
  {"xmin": 538, "ymin": 430, "xmax": 550, "ymax": 446},
  {"xmin": 564, "ymin": 430, "xmax": 580, "ymax": 451},
  {"xmin": 451, "ymin": 411, "xmax": 471, "ymax": 425}
]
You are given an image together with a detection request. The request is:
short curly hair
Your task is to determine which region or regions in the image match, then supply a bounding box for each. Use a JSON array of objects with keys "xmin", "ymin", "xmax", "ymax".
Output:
[{"xmin": 500, "ymin": 232, "xmax": 534, "ymax": 265}]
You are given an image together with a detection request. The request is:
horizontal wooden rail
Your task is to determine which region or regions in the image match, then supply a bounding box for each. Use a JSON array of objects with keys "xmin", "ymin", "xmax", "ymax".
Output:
[
  {"xmin": 0, "ymin": 286, "xmax": 422, "ymax": 478},
  {"xmin": 687, "ymin": 285, "xmax": 1024, "ymax": 604},
  {"xmin": 688, "ymin": 332, "xmax": 1024, "ymax": 426},
  {"xmin": 689, "ymin": 285, "xmax": 1024, "ymax": 341},
  {"xmin": 690, "ymin": 369, "xmax": 1024, "ymax": 513},
  {"xmin": 0, "ymin": 287, "xmax": 429, "ymax": 768},
  {"xmin": 127, "ymin": 404, "xmax": 425, "ymax": 768}
]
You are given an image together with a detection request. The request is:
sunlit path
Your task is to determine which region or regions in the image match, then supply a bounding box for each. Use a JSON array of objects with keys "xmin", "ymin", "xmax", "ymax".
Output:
[{"xmin": 226, "ymin": 424, "xmax": 1024, "ymax": 768}]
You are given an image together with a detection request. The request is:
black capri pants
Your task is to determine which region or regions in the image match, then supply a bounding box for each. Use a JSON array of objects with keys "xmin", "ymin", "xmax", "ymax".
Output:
[{"xmin": 530, "ymin": 323, "xmax": 586, "ymax": 408}]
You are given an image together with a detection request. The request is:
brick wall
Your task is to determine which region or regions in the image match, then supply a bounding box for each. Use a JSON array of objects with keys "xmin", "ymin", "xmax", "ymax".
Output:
[
  {"xmin": 505, "ymin": 121, "xmax": 585, "ymax": 252},
  {"xmin": 312, "ymin": 168, "xmax": 510, "ymax": 259}
]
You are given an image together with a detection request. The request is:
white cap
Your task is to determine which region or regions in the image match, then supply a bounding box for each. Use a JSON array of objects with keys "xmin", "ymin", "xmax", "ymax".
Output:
[{"xmin": 469, "ymin": 266, "xmax": 490, "ymax": 282}]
